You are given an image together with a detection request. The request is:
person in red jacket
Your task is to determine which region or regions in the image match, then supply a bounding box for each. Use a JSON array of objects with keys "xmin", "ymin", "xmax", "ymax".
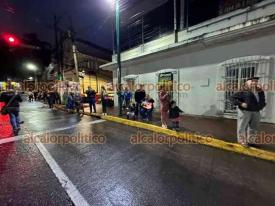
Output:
[
  {"xmin": 0, "ymin": 90, "xmax": 23, "ymax": 135},
  {"xmin": 158, "ymin": 85, "xmax": 170, "ymax": 129}
]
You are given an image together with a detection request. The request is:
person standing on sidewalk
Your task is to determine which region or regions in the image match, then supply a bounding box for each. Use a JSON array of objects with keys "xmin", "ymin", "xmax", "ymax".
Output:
[
  {"xmin": 86, "ymin": 86, "xmax": 97, "ymax": 114},
  {"xmin": 159, "ymin": 85, "xmax": 170, "ymax": 129},
  {"xmin": 0, "ymin": 89, "xmax": 23, "ymax": 136},
  {"xmin": 66, "ymin": 92, "xmax": 75, "ymax": 111},
  {"xmin": 28, "ymin": 90, "xmax": 34, "ymax": 102},
  {"xmin": 231, "ymin": 77, "xmax": 266, "ymax": 147},
  {"xmin": 101, "ymin": 86, "xmax": 108, "ymax": 116},
  {"xmin": 34, "ymin": 90, "xmax": 38, "ymax": 101},
  {"xmin": 123, "ymin": 87, "xmax": 132, "ymax": 109},
  {"xmin": 169, "ymin": 100, "xmax": 183, "ymax": 131},
  {"xmin": 74, "ymin": 92, "xmax": 84, "ymax": 115},
  {"xmin": 54, "ymin": 90, "xmax": 61, "ymax": 105},
  {"xmin": 134, "ymin": 85, "xmax": 146, "ymax": 118},
  {"xmin": 47, "ymin": 90, "xmax": 56, "ymax": 109}
]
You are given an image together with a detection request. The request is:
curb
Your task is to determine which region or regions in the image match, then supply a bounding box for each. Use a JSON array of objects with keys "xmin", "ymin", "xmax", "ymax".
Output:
[{"xmin": 54, "ymin": 105, "xmax": 275, "ymax": 163}]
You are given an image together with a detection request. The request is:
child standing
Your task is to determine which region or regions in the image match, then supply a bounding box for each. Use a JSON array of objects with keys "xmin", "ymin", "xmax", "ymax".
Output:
[
  {"xmin": 127, "ymin": 103, "xmax": 136, "ymax": 120},
  {"xmin": 169, "ymin": 100, "xmax": 183, "ymax": 130}
]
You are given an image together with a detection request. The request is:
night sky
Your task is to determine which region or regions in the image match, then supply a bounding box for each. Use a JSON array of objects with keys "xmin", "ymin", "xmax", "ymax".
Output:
[{"xmin": 0, "ymin": 0, "xmax": 167, "ymax": 49}]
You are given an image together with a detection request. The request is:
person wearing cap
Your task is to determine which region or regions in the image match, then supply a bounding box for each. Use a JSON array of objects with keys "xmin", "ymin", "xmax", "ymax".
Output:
[{"xmin": 231, "ymin": 77, "xmax": 266, "ymax": 147}]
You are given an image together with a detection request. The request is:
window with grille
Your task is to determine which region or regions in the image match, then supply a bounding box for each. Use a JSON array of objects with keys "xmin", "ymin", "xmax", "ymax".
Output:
[
  {"xmin": 224, "ymin": 65, "xmax": 257, "ymax": 113},
  {"xmin": 219, "ymin": 56, "xmax": 270, "ymax": 115}
]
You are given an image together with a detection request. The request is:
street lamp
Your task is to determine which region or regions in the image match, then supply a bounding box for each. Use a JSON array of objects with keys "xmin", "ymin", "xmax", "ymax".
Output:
[
  {"xmin": 25, "ymin": 63, "xmax": 38, "ymax": 90},
  {"xmin": 108, "ymin": 0, "xmax": 122, "ymax": 116},
  {"xmin": 26, "ymin": 63, "xmax": 38, "ymax": 71}
]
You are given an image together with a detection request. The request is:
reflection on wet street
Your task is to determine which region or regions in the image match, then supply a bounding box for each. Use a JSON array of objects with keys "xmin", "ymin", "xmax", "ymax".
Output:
[{"xmin": 1, "ymin": 102, "xmax": 275, "ymax": 206}]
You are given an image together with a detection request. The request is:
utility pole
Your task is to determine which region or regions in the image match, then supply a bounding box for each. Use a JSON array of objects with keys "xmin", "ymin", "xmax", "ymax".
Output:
[
  {"xmin": 186, "ymin": 0, "xmax": 189, "ymax": 29},
  {"xmin": 59, "ymin": 32, "xmax": 65, "ymax": 80},
  {"xmin": 174, "ymin": 0, "xmax": 178, "ymax": 43},
  {"xmin": 180, "ymin": 0, "xmax": 185, "ymax": 30},
  {"xmin": 68, "ymin": 30, "xmax": 79, "ymax": 83},
  {"xmin": 115, "ymin": 0, "xmax": 122, "ymax": 116},
  {"xmin": 53, "ymin": 15, "xmax": 62, "ymax": 79}
]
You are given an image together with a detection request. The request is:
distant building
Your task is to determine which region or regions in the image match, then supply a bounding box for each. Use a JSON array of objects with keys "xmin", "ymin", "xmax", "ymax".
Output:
[
  {"xmin": 48, "ymin": 35, "xmax": 113, "ymax": 94},
  {"xmin": 101, "ymin": 0, "xmax": 275, "ymax": 123}
]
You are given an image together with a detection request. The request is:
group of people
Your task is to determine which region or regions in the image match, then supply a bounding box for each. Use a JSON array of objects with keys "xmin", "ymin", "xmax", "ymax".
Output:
[
  {"xmin": 27, "ymin": 90, "xmax": 46, "ymax": 102},
  {"xmin": 123, "ymin": 86, "xmax": 154, "ymax": 121},
  {"xmin": 123, "ymin": 85, "xmax": 183, "ymax": 130},
  {"xmin": 85, "ymin": 86, "xmax": 109, "ymax": 115},
  {"xmin": 27, "ymin": 90, "xmax": 61, "ymax": 109},
  {"xmin": 0, "ymin": 76, "xmax": 267, "ymax": 147},
  {"xmin": 63, "ymin": 86, "xmax": 109, "ymax": 116},
  {"xmin": 65, "ymin": 92, "xmax": 85, "ymax": 114}
]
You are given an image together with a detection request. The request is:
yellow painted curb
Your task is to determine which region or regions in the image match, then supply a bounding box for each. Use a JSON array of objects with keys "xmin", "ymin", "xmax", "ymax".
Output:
[
  {"xmin": 54, "ymin": 105, "xmax": 275, "ymax": 163},
  {"xmin": 101, "ymin": 115, "xmax": 275, "ymax": 162}
]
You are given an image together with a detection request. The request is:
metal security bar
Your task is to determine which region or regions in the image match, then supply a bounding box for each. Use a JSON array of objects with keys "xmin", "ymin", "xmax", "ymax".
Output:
[{"xmin": 222, "ymin": 56, "xmax": 270, "ymax": 113}]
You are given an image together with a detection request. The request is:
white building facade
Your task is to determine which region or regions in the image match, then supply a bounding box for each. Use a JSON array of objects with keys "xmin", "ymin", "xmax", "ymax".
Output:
[{"xmin": 101, "ymin": 0, "xmax": 275, "ymax": 123}]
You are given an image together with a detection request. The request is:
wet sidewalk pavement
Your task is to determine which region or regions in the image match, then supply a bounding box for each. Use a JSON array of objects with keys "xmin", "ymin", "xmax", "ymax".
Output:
[{"xmin": 81, "ymin": 104, "xmax": 275, "ymax": 153}]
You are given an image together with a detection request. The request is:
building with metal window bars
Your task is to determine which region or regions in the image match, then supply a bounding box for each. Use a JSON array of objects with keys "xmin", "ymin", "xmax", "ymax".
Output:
[{"xmin": 102, "ymin": 0, "xmax": 275, "ymax": 123}]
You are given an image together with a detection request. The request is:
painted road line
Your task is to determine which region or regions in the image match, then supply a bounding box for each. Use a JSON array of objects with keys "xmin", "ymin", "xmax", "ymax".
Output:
[
  {"xmin": 54, "ymin": 105, "xmax": 275, "ymax": 162},
  {"xmin": 36, "ymin": 140, "xmax": 90, "ymax": 206},
  {"xmin": 0, "ymin": 119, "xmax": 106, "ymax": 146}
]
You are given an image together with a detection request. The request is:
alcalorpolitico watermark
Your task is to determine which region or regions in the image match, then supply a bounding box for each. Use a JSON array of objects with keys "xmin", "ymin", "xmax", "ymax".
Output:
[
  {"xmin": 24, "ymin": 81, "xmax": 192, "ymax": 92},
  {"xmin": 23, "ymin": 130, "xmax": 106, "ymax": 145},
  {"xmin": 130, "ymin": 131, "xmax": 213, "ymax": 147},
  {"xmin": 216, "ymin": 80, "xmax": 275, "ymax": 92},
  {"xmin": 239, "ymin": 132, "xmax": 275, "ymax": 145}
]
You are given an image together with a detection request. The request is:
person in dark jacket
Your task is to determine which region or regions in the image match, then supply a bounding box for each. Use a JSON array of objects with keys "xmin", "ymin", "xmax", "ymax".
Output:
[
  {"xmin": 231, "ymin": 77, "xmax": 266, "ymax": 147},
  {"xmin": 34, "ymin": 90, "xmax": 38, "ymax": 101},
  {"xmin": 134, "ymin": 85, "xmax": 146, "ymax": 118},
  {"xmin": 122, "ymin": 87, "xmax": 132, "ymax": 109},
  {"xmin": 101, "ymin": 86, "xmax": 108, "ymax": 115},
  {"xmin": 66, "ymin": 92, "xmax": 75, "ymax": 111},
  {"xmin": 74, "ymin": 92, "xmax": 84, "ymax": 115},
  {"xmin": 47, "ymin": 91, "xmax": 56, "ymax": 109},
  {"xmin": 86, "ymin": 86, "xmax": 97, "ymax": 113},
  {"xmin": 169, "ymin": 100, "xmax": 183, "ymax": 130},
  {"xmin": 0, "ymin": 90, "xmax": 23, "ymax": 135},
  {"xmin": 54, "ymin": 91, "xmax": 61, "ymax": 105}
]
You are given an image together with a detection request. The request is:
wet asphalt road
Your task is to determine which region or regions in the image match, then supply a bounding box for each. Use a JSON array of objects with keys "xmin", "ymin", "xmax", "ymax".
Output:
[{"xmin": 1, "ymin": 102, "xmax": 275, "ymax": 206}]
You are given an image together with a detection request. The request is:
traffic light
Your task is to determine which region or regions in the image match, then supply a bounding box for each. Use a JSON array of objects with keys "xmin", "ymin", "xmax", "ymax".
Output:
[{"xmin": 2, "ymin": 33, "xmax": 21, "ymax": 47}]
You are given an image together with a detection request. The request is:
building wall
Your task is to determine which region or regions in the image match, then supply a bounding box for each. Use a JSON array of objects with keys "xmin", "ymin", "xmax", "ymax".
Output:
[
  {"xmin": 106, "ymin": 1, "xmax": 275, "ymax": 123},
  {"xmin": 178, "ymin": 65, "xmax": 219, "ymax": 117},
  {"xmin": 80, "ymin": 75, "xmax": 111, "ymax": 94},
  {"xmin": 114, "ymin": 0, "xmax": 275, "ymax": 63},
  {"xmin": 112, "ymin": 32, "xmax": 275, "ymax": 123}
]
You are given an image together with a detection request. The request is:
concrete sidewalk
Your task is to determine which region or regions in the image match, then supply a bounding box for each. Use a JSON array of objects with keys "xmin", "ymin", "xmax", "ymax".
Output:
[
  {"xmin": 83, "ymin": 104, "xmax": 275, "ymax": 153},
  {"xmin": 55, "ymin": 103, "xmax": 275, "ymax": 162}
]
